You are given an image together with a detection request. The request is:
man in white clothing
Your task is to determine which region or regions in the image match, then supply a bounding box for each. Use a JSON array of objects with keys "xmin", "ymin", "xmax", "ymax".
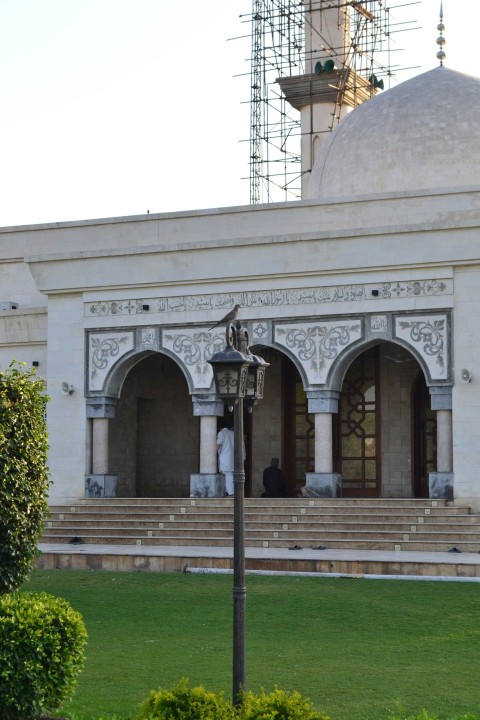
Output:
[{"xmin": 216, "ymin": 424, "xmax": 235, "ymax": 496}]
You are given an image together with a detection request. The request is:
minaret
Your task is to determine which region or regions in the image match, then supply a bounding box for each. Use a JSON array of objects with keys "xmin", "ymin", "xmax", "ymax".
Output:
[{"xmin": 277, "ymin": 1, "xmax": 380, "ymax": 198}]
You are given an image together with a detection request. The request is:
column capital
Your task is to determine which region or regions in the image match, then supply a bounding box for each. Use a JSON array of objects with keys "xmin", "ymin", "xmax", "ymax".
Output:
[
  {"xmin": 86, "ymin": 396, "xmax": 117, "ymax": 418},
  {"xmin": 306, "ymin": 389, "xmax": 340, "ymax": 414},
  {"xmin": 429, "ymin": 385, "xmax": 452, "ymax": 410},
  {"xmin": 192, "ymin": 395, "xmax": 224, "ymax": 417}
]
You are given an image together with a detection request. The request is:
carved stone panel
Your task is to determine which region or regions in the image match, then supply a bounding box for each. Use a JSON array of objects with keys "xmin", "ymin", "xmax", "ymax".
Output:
[
  {"xmin": 394, "ymin": 314, "xmax": 449, "ymax": 381},
  {"xmin": 251, "ymin": 320, "xmax": 270, "ymax": 343},
  {"xmin": 140, "ymin": 326, "xmax": 159, "ymax": 351},
  {"xmin": 88, "ymin": 332, "xmax": 135, "ymax": 392},
  {"xmin": 162, "ymin": 328, "xmax": 226, "ymax": 390},
  {"xmin": 275, "ymin": 320, "xmax": 362, "ymax": 384}
]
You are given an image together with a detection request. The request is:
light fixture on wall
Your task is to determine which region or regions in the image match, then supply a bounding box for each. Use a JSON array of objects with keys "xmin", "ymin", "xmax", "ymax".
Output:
[
  {"xmin": 32, "ymin": 361, "xmax": 39, "ymax": 367},
  {"xmin": 142, "ymin": 304, "xmax": 150, "ymax": 311},
  {"xmin": 460, "ymin": 368, "xmax": 472, "ymax": 384},
  {"xmin": 61, "ymin": 382, "xmax": 75, "ymax": 395}
]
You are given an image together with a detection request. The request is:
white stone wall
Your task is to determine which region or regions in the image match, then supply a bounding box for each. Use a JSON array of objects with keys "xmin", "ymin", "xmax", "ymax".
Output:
[
  {"xmin": 452, "ymin": 266, "xmax": 480, "ymax": 510},
  {"xmin": 0, "ymin": 260, "xmax": 46, "ymax": 308},
  {"xmin": 45, "ymin": 295, "xmax": 87, "ymax": 503}
]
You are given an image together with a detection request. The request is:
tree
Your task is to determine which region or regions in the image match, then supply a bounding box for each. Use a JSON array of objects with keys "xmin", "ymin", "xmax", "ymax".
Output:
[{"xmin": 0, "ymin": 362, "xmax": 50, "ymax": 594}]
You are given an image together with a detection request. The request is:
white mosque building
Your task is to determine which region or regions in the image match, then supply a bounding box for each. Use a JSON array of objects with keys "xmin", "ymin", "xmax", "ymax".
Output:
[{"xmin": 2, "ymin": 3, "xmax": 480, "ymax": 510}]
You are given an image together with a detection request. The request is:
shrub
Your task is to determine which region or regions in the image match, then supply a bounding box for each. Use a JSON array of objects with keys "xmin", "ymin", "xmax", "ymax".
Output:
[
  {"xmin": 0, "ymin": 362, "xmax": 50, "ymax": 594},
  {"xmin": 0, "ymin": 591, "xmax": 88, "ymax": 720},
  {"xmin": 136, "ymin": 677, "xmax": 235, "ymax": 720},
  {"xmin": 240, "ymin": 687, "xmax": 331, "ymax": 720}
]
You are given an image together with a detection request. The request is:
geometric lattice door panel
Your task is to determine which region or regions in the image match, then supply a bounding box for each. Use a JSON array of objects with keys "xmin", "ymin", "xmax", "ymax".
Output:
[
  {"xmin": 336, "ymin": 347, "xmax": 381, "ymax": 497},
  {"xmin": 282, "ymin": 358, "xmax": 315, "ymax": 496}
]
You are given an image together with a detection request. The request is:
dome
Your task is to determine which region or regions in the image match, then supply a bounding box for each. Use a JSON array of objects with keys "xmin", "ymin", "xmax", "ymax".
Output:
[{"xmin": 307, "ymin": 66, "xmax": 480, "ymax": 199}]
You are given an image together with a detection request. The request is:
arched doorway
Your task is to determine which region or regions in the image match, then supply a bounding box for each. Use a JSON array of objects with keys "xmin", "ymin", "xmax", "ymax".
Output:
[
  {"xmin": 334, "ymin": 342, "xmax": 425, "ymax": 498},
  {"xmin": 108, "ymin": 353, "xmax": 197, "ymax": 497},
  {"xmin": 249, "ymin": 347, "xmax": 303, "ymax": 497}
]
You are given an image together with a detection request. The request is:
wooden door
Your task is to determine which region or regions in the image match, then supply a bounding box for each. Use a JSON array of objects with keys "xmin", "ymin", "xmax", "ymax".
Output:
[
  {"xmin": 335, "ymin": 348, "xmax": 381, "ymax": 497},
  {"xmin": 282, "ymin": 359, "xmax": 314, "ymax": 496}
]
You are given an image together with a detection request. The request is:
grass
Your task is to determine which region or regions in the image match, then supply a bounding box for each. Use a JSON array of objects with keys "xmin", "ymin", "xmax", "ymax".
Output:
[{"xmin": 22, "ymin": 569, "xmax": 480, "ymax": 720}]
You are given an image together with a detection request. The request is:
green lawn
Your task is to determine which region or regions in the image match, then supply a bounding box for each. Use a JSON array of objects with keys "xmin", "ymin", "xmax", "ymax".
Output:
[{"xmin": 23, "ymin": 570, "xmax": 480, "ymax": 720}]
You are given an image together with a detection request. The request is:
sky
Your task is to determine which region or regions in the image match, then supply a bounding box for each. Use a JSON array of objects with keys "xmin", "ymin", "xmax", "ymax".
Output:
[{"xmin": 0, "ymin": 0, "xmax": 478, "ymax": 228}]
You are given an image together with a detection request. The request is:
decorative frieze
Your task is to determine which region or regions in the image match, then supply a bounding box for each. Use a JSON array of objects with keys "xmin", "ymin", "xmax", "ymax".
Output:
[
  {"xmin": 85, "ymin": 278, "xmax": 452, "ymax": 318},
  {"xmin": 275, "ymin": 320, "xmax": 362, "ymax": 384},
  {"xmin": 86, "ymin": 310, "xmax": 451, "ymax": 395}
]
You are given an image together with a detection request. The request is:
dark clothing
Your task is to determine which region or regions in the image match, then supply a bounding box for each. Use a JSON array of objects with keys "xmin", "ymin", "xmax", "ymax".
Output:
[{"xmin": 262, "ymin": 465, "xmax": 287, "ymax": 497}]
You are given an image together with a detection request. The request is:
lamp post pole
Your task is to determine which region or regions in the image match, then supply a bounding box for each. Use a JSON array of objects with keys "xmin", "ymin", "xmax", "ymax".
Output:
[
  {"xmin": 232, "ymin": 393, "xmax": 246, "ymax": 703},
  {"xmin": 207, "ymin": 319, "xmax": 268, "ymax": 706}
]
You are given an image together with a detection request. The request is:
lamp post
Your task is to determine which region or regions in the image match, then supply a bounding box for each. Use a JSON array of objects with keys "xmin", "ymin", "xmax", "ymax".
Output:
[{"xmin": 208, "ymin": 320, "xmax": 268, "ymax": 705}]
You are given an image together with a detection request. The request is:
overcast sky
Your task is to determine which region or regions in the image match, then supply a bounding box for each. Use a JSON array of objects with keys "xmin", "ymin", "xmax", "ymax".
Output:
[{"xmin": 0, "ymin": 0, "xmax": 478, "ymax": 227}]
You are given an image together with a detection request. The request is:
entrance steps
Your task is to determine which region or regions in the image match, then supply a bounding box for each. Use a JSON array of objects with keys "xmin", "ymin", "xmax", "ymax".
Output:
[{"xmin": 42, "ymin": 497, "xmax": 480, "ymax": 553}]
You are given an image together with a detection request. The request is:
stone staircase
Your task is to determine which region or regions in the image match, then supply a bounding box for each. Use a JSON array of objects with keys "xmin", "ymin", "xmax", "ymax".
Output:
[{"xmin": 42, "ymin": 497, "xmax": 480, "ymax": 553}]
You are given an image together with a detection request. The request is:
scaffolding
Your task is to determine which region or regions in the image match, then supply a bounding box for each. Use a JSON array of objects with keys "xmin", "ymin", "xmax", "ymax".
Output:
[{"xmin": 242, "ymin": 1, "xmax": 420, "ymax": 204}]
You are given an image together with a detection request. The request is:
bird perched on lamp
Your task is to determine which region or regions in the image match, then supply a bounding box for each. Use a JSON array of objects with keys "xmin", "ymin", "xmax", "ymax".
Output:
[{"xmin": 209, "ymin": 304, "xmax": 241, "ymax": 331}]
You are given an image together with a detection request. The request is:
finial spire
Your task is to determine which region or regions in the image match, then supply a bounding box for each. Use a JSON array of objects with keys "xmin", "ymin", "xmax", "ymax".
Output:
[{"xmin": 436, "ymin": 2, "xmax": 446, "ymax": 65}]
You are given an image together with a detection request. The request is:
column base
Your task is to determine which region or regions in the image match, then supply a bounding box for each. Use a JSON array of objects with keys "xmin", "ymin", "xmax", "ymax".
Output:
[
  {"xmin": 190, "ymin": 473, "xmax": 225, "ymax": 498},
  {"xmin": 85, "ymin": 474, "xmax": 118, "ymax": 498},
  {"xmin": 306, "ymin": 473, "xmax": 342, "ymax": 498},
  {"xmin": 429, "ymin": 472, "xmax": 454, "ymax": 501}
]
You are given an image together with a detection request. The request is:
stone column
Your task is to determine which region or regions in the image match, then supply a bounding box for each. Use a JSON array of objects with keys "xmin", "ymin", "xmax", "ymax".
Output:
[
  {"xmin": 429, "ymin": 386, "xmax": 454, "ymax": 500},
  {"xmin": 200, "ymin": 415, "xmax": 218, "ymax": 474},
  {"xmin": 190, "ymin": 395, "xmax": 225, "ymax": 497},
  {"xmin": 305, "ymin": 390, "xmax": 341, "ymax": 498},
  {"xmin": 85, "ymin": 397, "xmax": 118, "ymax": 498},
  {"xmin": 92, "ymin": 418, "xmax": 109, "ymax": 474},
  {"xmin": 315, "ymin": 412, "xmax": 333, "ymax": 473},
  {"xmin": 436, "ymin": 409, "xmax": 453, "ymax": 473}
]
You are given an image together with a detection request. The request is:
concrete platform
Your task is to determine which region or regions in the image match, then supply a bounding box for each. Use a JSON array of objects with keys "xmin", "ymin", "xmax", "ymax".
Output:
[{"xmin": 37, "ymin": 542, "xmax": 480, "ymax": 580}]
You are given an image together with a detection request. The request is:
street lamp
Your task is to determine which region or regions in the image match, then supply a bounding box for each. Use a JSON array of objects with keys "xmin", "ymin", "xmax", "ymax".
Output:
[{"xmin": 208, "ymin": 320, "xmax": 268, "ymax": 705}]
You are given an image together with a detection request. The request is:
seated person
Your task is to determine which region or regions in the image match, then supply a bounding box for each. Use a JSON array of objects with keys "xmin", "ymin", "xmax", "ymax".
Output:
[{"xmin": 262, "ymin": 458, "xmax": 287, "ymax": 497}]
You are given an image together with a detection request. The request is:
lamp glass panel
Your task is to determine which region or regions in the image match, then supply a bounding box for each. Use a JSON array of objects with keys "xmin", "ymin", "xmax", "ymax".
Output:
[
  {"xmin": 215, "ymin": 365, "xmax": 242, "ymax": 397},
  {"xmin": 246, "ymin": 368, "xmax": 256, "ymax": 399},
  {"xmin": 255, "ymin": 367, "xmax": 266, "ymax": 399}
]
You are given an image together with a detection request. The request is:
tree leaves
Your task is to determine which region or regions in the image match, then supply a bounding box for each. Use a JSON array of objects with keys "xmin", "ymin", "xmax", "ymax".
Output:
[{"xmin": 0, "ymin": 362, "xmax": 50, "ymax": 595}]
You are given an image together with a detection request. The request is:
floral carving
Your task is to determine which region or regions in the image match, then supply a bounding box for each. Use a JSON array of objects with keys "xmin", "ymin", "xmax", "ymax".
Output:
[
  {"xmin": 276, "ymin": 322, "xmax": 362, "ymax": 382},
  {"xmin": 397, "ymin": 318, "xmax": 445, "ymax": 370},
  {"xmin": 163, "ymin": 330, "xmax": 225, "ymax": 387},
  {"xmin": 89, "ymin": 300, "xmax": 146, "ymax": 316},
  {"xmin": 91, "ymin": 336, "xmax": 130, "ymax": 378},
  {"xmin": 88, "ymin": 333, "xmax": 135, "ymax": 391},
  {"xmin": 253, "ymin": 322, "xmax": 268, "ymax": 339}
]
